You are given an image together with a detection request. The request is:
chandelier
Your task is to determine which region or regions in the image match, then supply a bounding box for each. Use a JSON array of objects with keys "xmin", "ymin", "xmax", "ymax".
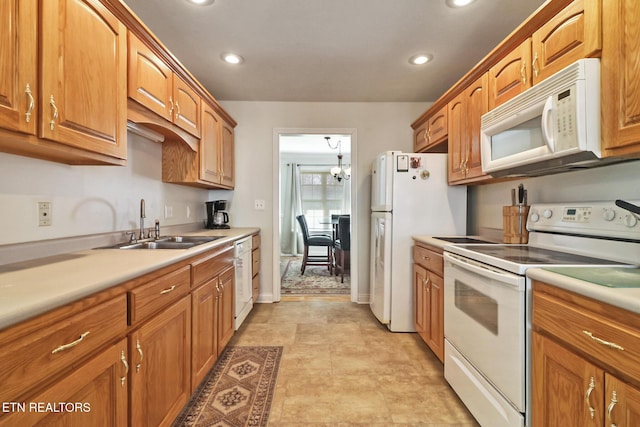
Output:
[{"xmin": 325, "ymin": 137, "xmax": 351, "ymax": 182}]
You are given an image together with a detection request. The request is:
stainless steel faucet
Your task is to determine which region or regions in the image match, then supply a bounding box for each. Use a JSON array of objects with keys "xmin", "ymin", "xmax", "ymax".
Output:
[{"xmin": 139, "ymin": 199, "xmax": 146, "ymax": 240}]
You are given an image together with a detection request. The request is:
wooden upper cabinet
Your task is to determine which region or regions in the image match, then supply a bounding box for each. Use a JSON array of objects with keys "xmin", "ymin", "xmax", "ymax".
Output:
[
  {"xmin": 220, "ymin": 122, "xmax": 235, "ymax": 188},
  {"xmin": 489, "ymin": 39, "xmax": 532, "ymax": 109},
  {"xmin": 200, "ymin": 103, "xmax": 223, "ymax": 184},
  {"xmin": 447, "ymin": 93, "xmax": 467, "ymax": 183},
  {"xmin": 465, "ymin": 75, "xmax": 488, "ymax": 181},
  {"xmin": 127, "ymin": 33, "xmax": 201, "ymax": 139},
  {"xmin": 172, "ymin": 76, "xmax": 201, "ymax": 138},
  {"xmin": 40, "ymin": 0, "xmax": 127, "ymax": 160},
  {"xmin": 601, "ymin": 0, "xmax": 640, "ymax": 156},
  {"xmin": 448, "ymin": 73, "xmax": 489, "ymax": 184},
  {"xmin": 531, "ymin": 0, "xmax": 601, "ymax": 84},
  {"xmin": 0, "ymin": 0, "xmax": 37, "ymax": 135},
  {"xmin": 413, "ymin": 105, "xmax": 448, "ymax": 152},
  {"xmin": 127, "ymin": 33, "xmax": 173, "ymax": 122}
]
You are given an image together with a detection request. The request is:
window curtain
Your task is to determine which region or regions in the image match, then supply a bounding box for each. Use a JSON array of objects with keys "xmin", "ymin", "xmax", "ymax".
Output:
[{"xmin": 280, "ymin": 163, "xmax": 303, "ymax": 255}]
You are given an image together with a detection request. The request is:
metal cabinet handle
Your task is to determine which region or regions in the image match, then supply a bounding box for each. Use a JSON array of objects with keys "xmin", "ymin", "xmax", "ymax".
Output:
[
  {"xmin": 608, "ymin": 390, "xmax": 618, "ymax": 427},
  {"xmin": 49, "ymin": 95, "xmax": 58, "ymax": 130},
  {"xmin": 583, "ymin": 330, "xmax": 625, "ymax": 351},
  {"xmin": 25, "ymin": 84, "xmax": 34, "ymax": 123},
  {"xmin": 169, "ymin": 97, "xmax": 174, "ymax": 117},
  {"xmin": 160, "ymin": 285, "xmax": 176, "ymax": 295},
  {"xmin": 120, "ymin": 350, "xmax": 129, "ymax": 386},
  {"xmin": 423, "ymin": 128, "xmax": 429, "ymax": 142},
  {"xmin": 51, "ymin": 331, "xmax": 90, "ymax": 354},
  {"xmin": 585, "ymin": 376, "xmax": 596, "ymax": 419},
  {"xmin": 532, "ymin": 52, "xmax": 539, "ymax": 77},
  {"xmin": 175, "ymin": 101, "xmax": 180, "ymax": 119},
  {"xmin": 136, "ymin": 339, "xmax": 144, "ymax": 372},
  {"xmin": 520, "ymin": 61, "xmax": 527, "ymax": 85}
]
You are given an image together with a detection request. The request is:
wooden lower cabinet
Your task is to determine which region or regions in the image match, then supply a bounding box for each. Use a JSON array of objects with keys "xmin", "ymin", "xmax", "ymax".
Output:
[
  {"xmin": 129, "ymin": 296, "xmax": 191, "ymax": 427},
  {"xmin": 217, "ymin": 267, "xmax": 235, "ymax": 355},
  {"xmin": 533, "ymin": 281, "xmax": 640, "ymax": 427},
  {"xmin": 251, "ymin": 233, "xmax": 261, "ymax": 301},
  {"xmin": 191, "ymin": 264, "xmax": 235, "ymax": 390},
  {"xmin": 412, "ymin": 243, "xmax": 444, "ymax": 362},
  {"xmin": 0, "ymin": 338, "xmax": 128, "ymax": 427}
]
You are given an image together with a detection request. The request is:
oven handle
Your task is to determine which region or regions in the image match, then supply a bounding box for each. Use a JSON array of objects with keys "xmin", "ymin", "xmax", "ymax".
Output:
[{"xmin": 444, "ymin": 252, "xmax": 522, "ymax": 289}]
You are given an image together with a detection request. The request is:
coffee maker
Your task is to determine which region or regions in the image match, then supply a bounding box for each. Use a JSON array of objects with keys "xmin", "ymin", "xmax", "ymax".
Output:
[{"xmin": 206, "ymin": 200, "xmax": 230, "ymax": 229}]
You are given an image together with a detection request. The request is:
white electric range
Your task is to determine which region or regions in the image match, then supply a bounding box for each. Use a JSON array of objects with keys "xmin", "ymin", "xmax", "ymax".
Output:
[{"xmin": 441, "ymin": 200, "xmax": 640, "ymax": 427}]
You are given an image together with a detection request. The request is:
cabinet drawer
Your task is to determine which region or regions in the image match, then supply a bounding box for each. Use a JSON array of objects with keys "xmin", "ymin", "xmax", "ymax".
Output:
[
  {"xmin": 252, "ymin": 233, "xmax": 260, "ymax": 249},
  {"xmin": 534, "ymin": 289, "xmax": 640, "ymax": 382},
  {"xmin": 413, "ymin": 245, "xmax": 443, "ymax": 276},
  {"xmin": 252, "ymin": 274, "xmax": 260, "ymax": 295},
  {"xmin": 192, "ymin": 244, "xmax": 234, "ymax": 288},
  {"xmin": 129, "ymin": 265, "xmax": 190, "ymax": 324},
  {"xmin": 0, "ymin": 294, "xmax": 127, "ymax": 403}
]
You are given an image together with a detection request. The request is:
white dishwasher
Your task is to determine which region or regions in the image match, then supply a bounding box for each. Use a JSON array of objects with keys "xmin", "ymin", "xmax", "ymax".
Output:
[{"xmin": 234, "ymin": 237, "xmax": 253, "ymax": 330}]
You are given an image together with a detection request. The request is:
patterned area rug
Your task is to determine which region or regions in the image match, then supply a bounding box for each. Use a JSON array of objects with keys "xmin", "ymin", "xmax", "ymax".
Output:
[
  {"xmin": 172, "ymin": 346, "xmax": 283, "ymax": 427},
  {"xmin": 280, "ymin": 257, "xmax": 350, "ymax": 294}
]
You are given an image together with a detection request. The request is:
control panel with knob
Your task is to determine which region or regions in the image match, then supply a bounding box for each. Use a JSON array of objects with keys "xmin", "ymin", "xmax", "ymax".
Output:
[
  {"xmin": 603, "ymin": 208, "xmax": 616, "ymax": 221},
  {"xmin": 527, "ymin": 201, "xmax": 640, "ymax": 241}
]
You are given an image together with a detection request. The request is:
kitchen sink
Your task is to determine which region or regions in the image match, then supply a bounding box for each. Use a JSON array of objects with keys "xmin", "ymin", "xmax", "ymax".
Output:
[{"xmin": 98, "ymin": 235, "xmax": 221, "ymax": 250}]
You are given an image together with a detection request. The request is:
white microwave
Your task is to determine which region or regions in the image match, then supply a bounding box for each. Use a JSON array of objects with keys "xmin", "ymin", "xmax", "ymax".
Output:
[{"xmin": 480, "ymin": 58, "xmax": 602, "ymax": 177}]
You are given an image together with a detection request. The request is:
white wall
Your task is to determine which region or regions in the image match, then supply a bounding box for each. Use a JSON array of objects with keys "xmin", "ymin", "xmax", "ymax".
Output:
[
  {"xmin": 217, "ymin": 101, "xmax": 428, "ymax": 303},
  {"xmin": 0, "ymin": 133, "xmax": 210, "ymax": 246},
  {"xmin": 468, "ymin": 160, "xmax": 640, "ymax": 233}
]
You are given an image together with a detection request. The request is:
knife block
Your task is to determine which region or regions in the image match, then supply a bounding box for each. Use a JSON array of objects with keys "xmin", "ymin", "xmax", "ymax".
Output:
[{"xmin": 503, "ymin": 205, "xmax": 530, "ymax": 244}]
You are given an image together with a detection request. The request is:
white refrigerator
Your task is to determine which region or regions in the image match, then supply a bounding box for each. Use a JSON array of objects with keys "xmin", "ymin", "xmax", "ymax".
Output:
[{"xmin": 370, "ymin": 151, "xmax": 466, "ymax": 332}]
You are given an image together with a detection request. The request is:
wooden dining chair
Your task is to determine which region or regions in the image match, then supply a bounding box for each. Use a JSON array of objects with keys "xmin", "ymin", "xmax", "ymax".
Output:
[
  {"xmin": 296, "ymin": 215, "xmax": 334, "ymax": 275},
  {"xmin": 334, "ymin": 215, "xmax": 350, "ymax": 283}
]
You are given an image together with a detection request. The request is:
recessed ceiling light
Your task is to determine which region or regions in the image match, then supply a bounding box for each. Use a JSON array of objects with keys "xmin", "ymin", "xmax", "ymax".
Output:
[
  {"xmin": 409, "ymin": 54, "xmax": 433, "ymax": 65},
  {"xmin": 221, "ymin": 53, "xmax": 244, "ymax": 65},
  {"xmin": 187, "ymin": 0, "xmax": 214, "ymax": 5},
  {"xmin": 446, "ymin": 0, "xmax": 476, "ymax": 7}
]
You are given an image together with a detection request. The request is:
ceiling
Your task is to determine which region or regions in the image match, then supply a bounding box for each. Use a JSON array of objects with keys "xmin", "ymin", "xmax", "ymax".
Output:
[{"xmin": 123, "ymin": 0, "xmax": 546, "ymax": 102}]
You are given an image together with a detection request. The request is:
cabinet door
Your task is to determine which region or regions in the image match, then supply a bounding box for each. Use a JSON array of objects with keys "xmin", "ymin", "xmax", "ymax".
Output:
[
  {"xmin": 191, "ymin": 279, "xmax": 219, "ymax": 392},
  {"xmin": 532, "ymin": 331, "xmax": 604, "ymax": 427},
  {"xmin": 172, "ymin": 75, "xmax": 201, "ymax": 138},
  {"xmin": 413, "ymin": 121, "xmax": 429, "ymax": 153},
  {"xmin": 217, "ymin": 267, "xmax": 235, "ymax": 355},
  {"xmin": 601, "ymin": 0, "xmax": 640, "ymax": 156},
  {"xmin": 532, "ymin": 0, "xmax": 601, "ymax": 84},
  {"xmin": 606, "ymin": 375, "xmax": 640, "ymax": 427},
  {"xmin": 489, "ymin": 39, "xmax": 532, "ymax": 109},
  {"xmin": 0, "ymin": 0, "xmax": 37, "ymax": 135},
  {"xmin": 428, "ymin": 105, "xmax": 448, "ymax": 146},
  {"xmin": 426, "ymin": 272, "xmax": 444, "ymax": 363},
  {"xmin": 220, "ymin": 121, "xmax": 235, "ymax": 188},
  {"xmin": 447, "ymin": 93, "xmax": 467, "ymax": 183},
  {"xmin": 413, "ymin": 263, "xmax": 428, "ymax": 341},
  {"xmin": 0, "ymin": 339, "xmax": 128, "ymax": 427},
  {"xmin": 130, "ymin": 296, "xmax": 191, "ymax": 427},
  {"xmin": 465, "ymin": 73, "xmax": 488, "ymax": 180},
  {"xmin": 200, "ymin": 103, "xmax": 223, "ymax": 184},
  {"xmin": 40, "ymin": 0, "xmax": 127, "ymax": 160},
  {"xmin": 127, "ymin": 33, "xmax": 173, "ymax": 122}
]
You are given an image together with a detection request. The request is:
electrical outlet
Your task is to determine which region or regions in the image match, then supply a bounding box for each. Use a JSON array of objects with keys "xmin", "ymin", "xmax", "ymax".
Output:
[
  {"xmin": 164, "ymin": 205, "xmax": 173, "ymax": 219},
  {"xmin": 38, "ymin": 202, "xmax": 52, "ymax": 226},
  {"xmin": 254, "ymin": 199, "xmax": 265, "ymax": 210}
]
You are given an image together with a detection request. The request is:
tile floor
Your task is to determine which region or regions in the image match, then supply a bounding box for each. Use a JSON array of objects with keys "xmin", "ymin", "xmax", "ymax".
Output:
[{"xmin": 229, "ymin": 297, "xmax": 480, "ymax": 426}]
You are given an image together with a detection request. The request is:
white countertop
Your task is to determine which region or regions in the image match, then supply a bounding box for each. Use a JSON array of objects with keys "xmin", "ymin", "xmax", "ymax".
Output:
[
  {"xmin": 527, "ymin": 267, "xmax": 640, "ymax": 315},
  {"xmin": 0, "ymin": 228, "xmax": 258, "ymax": 331},
  {"xmin": 412, "ymin": 235, "xmax": 501, "ymax": 250}
]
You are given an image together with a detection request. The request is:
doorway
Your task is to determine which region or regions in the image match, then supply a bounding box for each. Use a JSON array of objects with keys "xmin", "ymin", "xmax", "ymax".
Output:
[{"xmin": 272, "ymin": 128, "xmax": 358, "ymax": 302}]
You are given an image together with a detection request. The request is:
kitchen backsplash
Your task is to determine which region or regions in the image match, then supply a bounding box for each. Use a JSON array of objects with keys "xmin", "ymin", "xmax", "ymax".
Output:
[
  {"xmin": 468, "ymin": 159, "xmax": 640, "ymax": 233},
  {"xmin": 0, "ymin": 133, "xmax": 210, "ymax": 246}
]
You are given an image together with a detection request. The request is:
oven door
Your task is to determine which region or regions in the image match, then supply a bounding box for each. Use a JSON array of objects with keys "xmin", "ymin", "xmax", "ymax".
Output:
[{"xmin": 444, "ymin": 252, "xmax": 526, "ymax": 411}]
